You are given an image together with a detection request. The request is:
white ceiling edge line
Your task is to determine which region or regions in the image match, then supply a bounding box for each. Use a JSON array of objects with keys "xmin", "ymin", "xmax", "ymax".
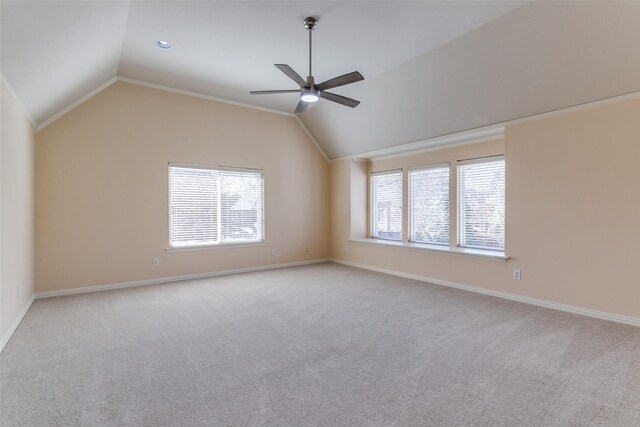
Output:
[
  {"xmin": 36, "ymin": 76, "xmax": 296, "ymax": 132},
  {"xmin": 36, "ymin": 75, "xmax": 328, "ymax": 162},
  {"xmin": 119, "ymin": 78, "xmax": 329, "ymax": 163},
  {"xmin": 371, "ymin": 133, "xmax": 506, "ymax": 162},
  {"xmin": 334, "ymin": 88, "xmax": 640, "ymax": 162},
  {"xmin": 0, "ymin": 70, "xmax": 37, "ymax": 128},
  {"xmin": 499, "ymin": 89, "xmax": 640, "ymax": 129},
  {"xmin": 331, "ymin": 126, "xmax": 505, "ymax": 162},
  {"xmin": 116, "ymin": 77, "xmax": 295, "ymax": 119},
  {"xmin": 36, "ymin": 77, "xmax": 119, "ymax": 132},
  {"xmin": 295, "ymin": 117, "xmax": 329, "ymax": 163}
]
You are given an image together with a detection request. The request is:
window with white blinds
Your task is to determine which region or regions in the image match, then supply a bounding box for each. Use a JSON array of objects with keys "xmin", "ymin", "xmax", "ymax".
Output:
[
  {"xmin": 169, "ymin": 164, "xmax": 264, "ymax": 247},
  {"xmin": 457, "ymin": 156, "xmax": 505, "ymax": 250},
  {"xmin": 370, "ymin": 170, "xmax": 402, "ymax": 241},
  {"xmin": 409, "ymin": 164, "xmax": 449, "ymax": 245}
]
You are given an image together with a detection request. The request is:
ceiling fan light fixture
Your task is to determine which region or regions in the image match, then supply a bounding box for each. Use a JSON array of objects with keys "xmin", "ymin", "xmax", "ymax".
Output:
[
  {"xmin": 249, "ymin": 16, "xmax": 363, "ymax": 113},
  {"xmin": 301, "ymin": 91, "xmax": 319, "ymax": 103}
]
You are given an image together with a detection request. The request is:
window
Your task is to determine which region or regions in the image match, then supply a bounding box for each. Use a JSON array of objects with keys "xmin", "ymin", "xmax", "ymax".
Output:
[
  {"xmin": 409, "ymin": 164, "xmax": 449, "ymax": 245},
  {"xmin": 457, "ymin": 156, "xmax": 505, "ymax": 250},
  {"xmin": 370, "ymin": 170, "xmax": 402, "ymax": 240},
  {"xmin": 169, "ymin": 164, "xmax": 264, "ymax": 248}
]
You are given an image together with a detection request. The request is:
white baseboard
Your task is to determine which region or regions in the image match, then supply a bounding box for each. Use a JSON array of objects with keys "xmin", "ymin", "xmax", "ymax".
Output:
[
  {"xmin": 35, "ymin": 258, "xmax": 330, "ymax": 299},
  {"xmin": 0, "ymin": 294, "xmax": 35, "ymax": 354},
  {"xmin": 330, "ymin": 258, "xmax": 640, "ymax": 327}
]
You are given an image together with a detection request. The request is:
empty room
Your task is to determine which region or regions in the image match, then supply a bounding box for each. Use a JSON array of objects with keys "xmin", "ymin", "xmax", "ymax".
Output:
[{"xmin": 2, "ymin": 1, "xmax": 640, "ymax": 425}]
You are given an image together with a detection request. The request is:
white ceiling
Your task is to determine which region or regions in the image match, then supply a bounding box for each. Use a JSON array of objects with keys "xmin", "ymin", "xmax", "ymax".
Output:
[{"xmin": 3, "ymin": 1, "xmax": 640, "ymax": 159}]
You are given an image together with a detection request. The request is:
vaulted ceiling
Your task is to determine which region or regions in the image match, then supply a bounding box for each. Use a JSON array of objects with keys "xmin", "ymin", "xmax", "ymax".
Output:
[{"xmin": 3, "ymin": 1, "xmax": 640, "ymax": 159}]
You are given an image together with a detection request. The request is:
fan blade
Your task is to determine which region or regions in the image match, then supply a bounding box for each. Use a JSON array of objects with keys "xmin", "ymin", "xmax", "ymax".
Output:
[
  {"xmin": 316, "ymin": 71, "xmax": 364, "ymax": 91},
  {"xmin": 275, "ymin": 64, "xmax": 308, "ymax": 87},
  {"xmin": 294, "ymin": 99, "xmax": 309, "ymax": 114},
  {"xmin": 319, "ymin": 91, "xmax": 360, "ymax": 108},
  {"xmin": 250, "ymin": 90, "xmax": 300, "ymax": 95}
]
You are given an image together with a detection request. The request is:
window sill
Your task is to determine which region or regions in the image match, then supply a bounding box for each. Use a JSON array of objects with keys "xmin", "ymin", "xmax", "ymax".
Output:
[
  {"xmin": 166, "ymin": 241, "xmax": 267, "ymax": 253},
  {"xmin": 349, "ymin": 238, "xmax": 509, "ymax": 261}
]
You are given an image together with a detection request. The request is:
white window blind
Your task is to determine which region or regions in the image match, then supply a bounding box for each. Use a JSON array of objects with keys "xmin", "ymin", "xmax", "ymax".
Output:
[
  {"xmin": 219, "ymin": 170, "xmax": 263, "ymax": 242},
  {"xmin": 409, "ymin": 165, "xmax": 449, "ymax": 245},
  {"xmin": 169, "ymin": 164, "xmax": 263, "ymax": 247},
  {"xmin": 371, "ymin": 170, "xmax": 402, "ymax": 241},
  {"xmin": 457, "ymin": 157, "xmax": 505, "ymax": 250}
]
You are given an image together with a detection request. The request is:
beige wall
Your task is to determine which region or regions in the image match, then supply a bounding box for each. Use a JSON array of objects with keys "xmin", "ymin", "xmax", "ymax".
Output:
[
  {"xmin": 1, "ymin": 78, "xmax": 35, "ymax": 342},
  {"xmin": 350, "ymin": 160, "xmax": 369, "ymax": 239},
  {"xmin": 19, "ymin": 76, "xmax": 640, "ymax": 321},
  {"xmin": 330, "ymin": 98, "xmax": 640, "ymax": 319},
  {"xmin": 35, "ymin": 82, "xmax": 329, "ymax": 292},
  {"xmin": 506, "ymin": 99, "xmax": 640, "ymax": 317},
  {"xmin": 329, "ymin": 159, "xmax": 369, "ymax": 258},
  {"xmin": 329, "ymin": 158, "xmax": 350, "ymax": 257}
]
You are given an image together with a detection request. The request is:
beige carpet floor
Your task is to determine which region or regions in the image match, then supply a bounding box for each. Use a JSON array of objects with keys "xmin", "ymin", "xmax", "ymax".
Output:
[{"xmin": 2, "ymin": 262, "xmax": 640, "ymax": 426}]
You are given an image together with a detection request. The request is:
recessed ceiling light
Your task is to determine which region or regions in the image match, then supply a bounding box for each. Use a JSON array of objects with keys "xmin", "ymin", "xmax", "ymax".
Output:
[{"xmin": 156, "ymin": 40, "xmax": 171, "ymax": 49}]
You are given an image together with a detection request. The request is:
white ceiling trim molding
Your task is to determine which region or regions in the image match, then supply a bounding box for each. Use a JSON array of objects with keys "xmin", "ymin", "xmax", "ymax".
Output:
[
  {"xmin": 116, "ymin": 77, "xmax": 294, "ymax": 119},
  {"xmin": 503, "ymin": 89, "xmax": 640, "ymax": 131},
  {"xmin": 294, "ymin": 117, "xmax": 329, "ymax": 163},
  {"xmin": 332, "ymin": 126, "xmax": 505, "ymax": 162},
  {"xmin": 35, "ymin": 75, "xmax": 330, "ymax": 163},
  {"xmin": 36, "ymin": 76, "xmax": 119, "ymax": 132},
  {"xmin": 32, "ymin": 72, "xmax": 640, "ymax": 161},
  {"xmin": 37, "ymin": 76, "xmax": 296, "ymax": 133},
  {"xmin": 0, "ymin": 69, "xmax": 37, "ymax": 128},
  {"xmin": 117, "ymin": 78, "xmax": 329, "ymax": 163},
  {"xmin": 335, "ymin": 88, "xmax": 640, "ymax": 162}
]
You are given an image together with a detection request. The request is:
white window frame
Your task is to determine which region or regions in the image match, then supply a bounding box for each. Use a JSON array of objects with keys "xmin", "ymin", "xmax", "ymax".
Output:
[
  {"xmin": 168, "ymin": 162, "xmax": 265, "ymax": 249},
  {"xmin": 408, "ymin": 163, "xmax": 450, "ymax": 246},
  {"xmin": 457, "ymin": 155, "xmax": 505, "ymax": 251},
  {"xmin": 370, "ymin": 169, "xmax": 403, "ymax": 241}
]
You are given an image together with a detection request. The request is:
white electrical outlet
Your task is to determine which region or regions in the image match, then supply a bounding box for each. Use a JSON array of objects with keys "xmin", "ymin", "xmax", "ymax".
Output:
[
  {"xmin": 152, "ymin": 258, "xmax": 160, "ymax": 267},
  {"xmin": 271, "ymin": 248, "xmax": 277, "ymax": 256},
  {"xmin": 513, "ymin": 270, "xmax": 521, "ymax": 280}
]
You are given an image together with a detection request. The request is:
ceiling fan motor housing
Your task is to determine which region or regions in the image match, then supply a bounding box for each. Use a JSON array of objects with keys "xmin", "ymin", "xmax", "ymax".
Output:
[{"xmin": 305, "ymin": 75, "xmax": 315, "ymax": 88}]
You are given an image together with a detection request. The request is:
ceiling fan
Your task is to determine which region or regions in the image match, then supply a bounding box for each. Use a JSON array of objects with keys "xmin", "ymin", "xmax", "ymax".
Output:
[{"xmin": 250, "ymin": 17, "xmax": 364, "ymax": 114}]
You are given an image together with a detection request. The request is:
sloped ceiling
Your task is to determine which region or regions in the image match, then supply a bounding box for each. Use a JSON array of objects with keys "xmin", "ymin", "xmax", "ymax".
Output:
[{"xmin": 3, "ymin": 1, "xmax": 640, "ymax": 159}]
